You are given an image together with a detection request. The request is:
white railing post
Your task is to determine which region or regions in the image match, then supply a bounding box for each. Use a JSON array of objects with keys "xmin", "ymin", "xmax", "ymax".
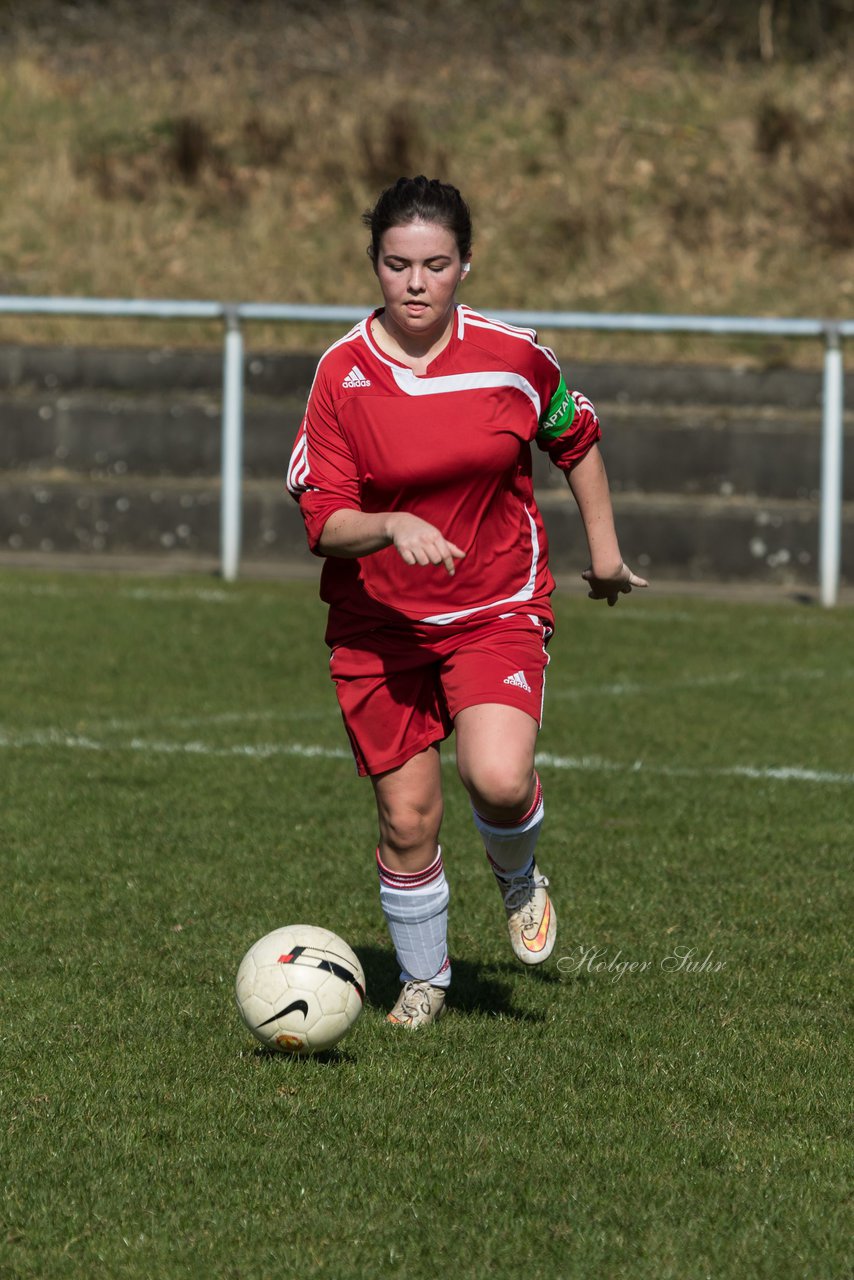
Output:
[
  {"xmin": 221, "ymin": 307, "xmax": 244, "ymax": 582},
  {"xmin": 819, "ymin": 326, "xmax": 844, "ymax": 607},
  {"xmin": 0, "ymin": 295, "xmax": 848, "ymax": 598}
]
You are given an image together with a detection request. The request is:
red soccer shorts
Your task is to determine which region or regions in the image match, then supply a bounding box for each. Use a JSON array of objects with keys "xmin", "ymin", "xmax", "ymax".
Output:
[{"xmin": 329, "ymin": 613, "xmax": 552, "ymax": 777}]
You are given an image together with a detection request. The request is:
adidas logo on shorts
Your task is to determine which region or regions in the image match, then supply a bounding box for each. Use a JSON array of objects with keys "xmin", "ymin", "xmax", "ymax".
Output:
[
  {"xmin": 342, "ymin": 365, "xmax": 371, "ymax": 388},
  {"xmin": 503, "ymin": 670, "xmax": 532, "ymax": 693}
]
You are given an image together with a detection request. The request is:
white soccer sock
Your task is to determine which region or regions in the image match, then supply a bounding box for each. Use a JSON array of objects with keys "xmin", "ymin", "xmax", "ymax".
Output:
[
  {"xmin": 472, "ymin": 774, "xmax": 544, "ymax": 879},
  {"xmin": 377, "ymin": 846, "xmax": 451, "ymax": 989}
]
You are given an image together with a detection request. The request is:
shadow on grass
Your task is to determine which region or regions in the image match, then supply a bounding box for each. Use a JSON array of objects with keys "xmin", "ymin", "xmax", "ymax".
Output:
[
  {"xmin": 250, "ymin": 1045, "xmax": 357, "ymax": 1066},
  {"xmin": 240, "ymin": 948, "xmax": 554, "ymax": 1070},
  {"xmin": 357, "ymin": 944, "xmax": 547, "ymax": 1023}
]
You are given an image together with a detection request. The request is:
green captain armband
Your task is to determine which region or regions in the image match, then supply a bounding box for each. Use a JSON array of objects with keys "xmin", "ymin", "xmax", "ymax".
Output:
[{"xmin": 537, "ymin": 376, "xmax": 576, "ymax": 442}]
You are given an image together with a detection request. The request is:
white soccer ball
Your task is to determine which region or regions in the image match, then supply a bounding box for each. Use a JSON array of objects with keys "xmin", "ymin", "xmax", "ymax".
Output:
[{"xmin": 235, "ymin": 924, "xmax": 365, "ymax": 1055}]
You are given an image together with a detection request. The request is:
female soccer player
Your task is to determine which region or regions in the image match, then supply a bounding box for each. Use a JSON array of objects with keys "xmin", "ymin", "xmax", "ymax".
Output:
[{"xmin": 287, "ymin": 176, "xmax": 647, "ymax": 1027}]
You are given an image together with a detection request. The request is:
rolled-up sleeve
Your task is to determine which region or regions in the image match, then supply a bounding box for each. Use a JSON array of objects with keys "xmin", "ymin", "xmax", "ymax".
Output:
[
  {"xmin": 535, "ymin": 378, "xmax": 602, "ymax": 473},
  {"xmin": 286, "ymin": 369, "xmax": 361, "ymax": 554}
]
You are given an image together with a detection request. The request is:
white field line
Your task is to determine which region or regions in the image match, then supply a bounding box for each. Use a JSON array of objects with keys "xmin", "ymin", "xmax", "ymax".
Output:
[
  {"xmin": 0, "ymin": 582, "xmax": 736, "ymax": 623},
  {"xmin": 549, "ymin": 666, "xmax": 843, "ymax": 699},
  {"xmin": 0, "ymin": 726, "xmax": 851, "ymax": 786},
  {"xmin": 43, "ymin": 663, "xmax": 852, "ymax": 740},
  {"xmin": 90, "ymin": 709, "xmax": 285, "ymax": 733},
  {"xmin": 592, "ymin": 609, "xmax": 694, "ymax": 623},
  {"xmin": 0, "ymin": 582, "xmax": 237, "ymax": 603},
  {"xmin": 534, "ymin": 751, "xmax": 854, "ymax": 786},
  {"xmin": 0, "ymin": 727, "xmax": 353, "ymax": 762},
  {"xmin": 4, "ymin": 579, "xmax": 851, "ymax": 624},
  {"xmin": 121, "ymin": 587, "xmax": 235, "ymax": 603}
]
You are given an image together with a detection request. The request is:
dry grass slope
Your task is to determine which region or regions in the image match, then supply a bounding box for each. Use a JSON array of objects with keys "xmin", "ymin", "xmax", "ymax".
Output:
[{"xmin": 0, "ymin": 1, "xmax": 852, "ymax": 362}]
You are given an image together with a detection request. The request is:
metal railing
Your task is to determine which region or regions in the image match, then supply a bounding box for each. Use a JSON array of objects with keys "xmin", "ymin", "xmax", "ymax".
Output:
[{"xmin": 0, "ymin": 296, "xmax": 850, "ymax": 603}]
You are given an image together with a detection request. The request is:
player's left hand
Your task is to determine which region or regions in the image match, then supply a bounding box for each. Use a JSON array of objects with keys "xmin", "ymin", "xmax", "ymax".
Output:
[{"xmin": 582, "ymin": 561, "xmax": 649, "ymax": 607}]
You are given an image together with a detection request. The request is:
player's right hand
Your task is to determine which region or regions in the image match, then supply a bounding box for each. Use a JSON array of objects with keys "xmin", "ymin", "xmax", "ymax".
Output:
[{"xmin": 385, "ymin": 512, "xmax": 466, "ymax": 576}]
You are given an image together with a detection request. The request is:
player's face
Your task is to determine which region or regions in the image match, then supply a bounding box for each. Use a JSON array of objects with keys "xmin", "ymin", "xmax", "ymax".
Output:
[{"xmin": 374, "ymin": 220, "xmax": 470, "ymax": 347}]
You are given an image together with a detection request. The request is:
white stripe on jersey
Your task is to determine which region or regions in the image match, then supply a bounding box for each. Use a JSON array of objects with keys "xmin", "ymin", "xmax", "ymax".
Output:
[
  {"xmin": 302, "ymin": 321, "xmax": 369, "ymax": 403},
  {"xmin": 572, "ymin": 391, "xmax": 597, "ymax": 417},
  {"xmin": 459, "ymin": 307, "xmax": 561, "ymax": 372},
  {"xmin": 419, "ymin": 506, "xmax": 541, "ymax": 626},
  {"xmin": 286, "ymin": 426, "xmax": 312, "ymax": 496},
  {"xmin": 459, "ymin": 305, "xmax": 538, "ymax": 342},
  {"xmin": 360, "ymin": 316, "xmax": 417, "ymax": 373},
  {"xmin": 289, "ymin": 306, "xmax": 560, "ymax": 499},
  {"xmin": 287, "ymin": 321, "xmax": 370, "ymax": 497},
  {"xmin": 390, "ymin": 364, "xmax": 541, "ymax": 418},
  {"xmin": 360, "ymin": 307, "xmax": 558, "ymax": 384}
]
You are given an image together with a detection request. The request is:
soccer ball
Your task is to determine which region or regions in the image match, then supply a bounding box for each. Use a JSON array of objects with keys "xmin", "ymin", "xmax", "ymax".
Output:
[{"xmin": 235, "ymin": 924, "xmax": 365, "ymax": 1055}]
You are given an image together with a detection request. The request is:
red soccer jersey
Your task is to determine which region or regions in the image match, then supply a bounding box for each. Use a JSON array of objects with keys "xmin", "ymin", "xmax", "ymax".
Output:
[{"xmin": 287, "ymin": 305, "xmax": 601, "ymax": 645}]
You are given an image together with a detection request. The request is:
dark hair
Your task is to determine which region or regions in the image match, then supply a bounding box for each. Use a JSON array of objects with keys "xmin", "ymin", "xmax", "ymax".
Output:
[{"xmin": 363, "ymin": 176, "xmax": 472, "ymax": 262}]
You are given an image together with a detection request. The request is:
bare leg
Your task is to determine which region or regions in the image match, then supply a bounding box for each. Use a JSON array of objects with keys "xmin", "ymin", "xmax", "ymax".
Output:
[
  {"xmin": 454, "ymin": 703, "xmax": 538, "ymax": 820},
  {"xmin": 371, "ymin": 743, "xmax": 443, "ymax": 871},
  {"xmin": 455, "ymin": 703, "xmax": 555, "ymax": 964}
]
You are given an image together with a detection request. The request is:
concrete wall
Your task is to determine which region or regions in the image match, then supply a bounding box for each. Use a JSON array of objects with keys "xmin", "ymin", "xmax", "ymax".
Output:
[{"xmin": 1, "ymin": 344, "xmax": 851, "ymax": 585}]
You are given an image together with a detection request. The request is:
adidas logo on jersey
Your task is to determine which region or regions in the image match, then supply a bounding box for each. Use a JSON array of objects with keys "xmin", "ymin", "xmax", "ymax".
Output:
[
  {"xmin": 342, "ymin": 365, "xmax": 371, "ymax": 388},
  {"xmin": 503, "ymin": 670, "xmax": 532, "ymax": 693}
]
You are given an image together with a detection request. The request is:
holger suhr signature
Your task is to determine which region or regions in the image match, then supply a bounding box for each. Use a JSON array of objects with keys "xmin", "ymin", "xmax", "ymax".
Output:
[{"xmin": 557, "ymin": 945, "xmax": 728, "ymax": 983}]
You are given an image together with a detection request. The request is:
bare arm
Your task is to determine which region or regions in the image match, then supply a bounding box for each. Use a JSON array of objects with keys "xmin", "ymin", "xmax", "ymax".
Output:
[
  {"xmin": 317, "ymin": 508, "xmax": 465, "ymax": 576},
  {"xmin": 567, "ymin": 444, "xmax": 648, "ymax": 605}
]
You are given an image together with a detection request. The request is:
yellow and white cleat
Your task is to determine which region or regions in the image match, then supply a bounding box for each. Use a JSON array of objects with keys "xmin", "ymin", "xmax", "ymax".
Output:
[{"xmin": 497, "ymin": 863, "xmax": 557, "ymax": 964}]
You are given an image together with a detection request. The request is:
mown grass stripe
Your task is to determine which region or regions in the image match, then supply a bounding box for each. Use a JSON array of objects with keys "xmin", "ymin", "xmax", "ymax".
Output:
[
  {"xmin": 1, "ymin": 726, "xmax": 851, "ymax": 785},
  {"xmin": 2, "ymin": 572, "xmax": 850, "ymax": 1280}
]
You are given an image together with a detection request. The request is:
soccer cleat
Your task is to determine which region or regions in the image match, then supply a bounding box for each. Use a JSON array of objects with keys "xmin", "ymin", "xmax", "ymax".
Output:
[
  {"xmin": 496, "ymin": 862, "xmax": 557, "ymax": 964},
  {"xmin": 387, "ymin": 980, "xmax": 447, "ymax": 1028}
]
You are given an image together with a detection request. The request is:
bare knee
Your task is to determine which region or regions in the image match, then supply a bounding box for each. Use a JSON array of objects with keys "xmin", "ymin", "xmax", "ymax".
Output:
[
  {"xmin": 454, "ymin": 706, "xmax": 539, "ymax": 823},
  {"xmin": 377, "ymin": 796, "xmax": 443, "ymax": 867},
  {"xmin": 371, "ymin": 746, "xmax": 444, "ymax": 871},
  {"xmin": 461, "ymin": 762, "xmax": 535, "ymax": 822}
]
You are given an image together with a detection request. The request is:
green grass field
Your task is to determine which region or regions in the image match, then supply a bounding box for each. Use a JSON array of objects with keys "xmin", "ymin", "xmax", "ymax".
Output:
[{"xmin": 1, "ymin": 569, "xmax": 851, "ymax": 1279}]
